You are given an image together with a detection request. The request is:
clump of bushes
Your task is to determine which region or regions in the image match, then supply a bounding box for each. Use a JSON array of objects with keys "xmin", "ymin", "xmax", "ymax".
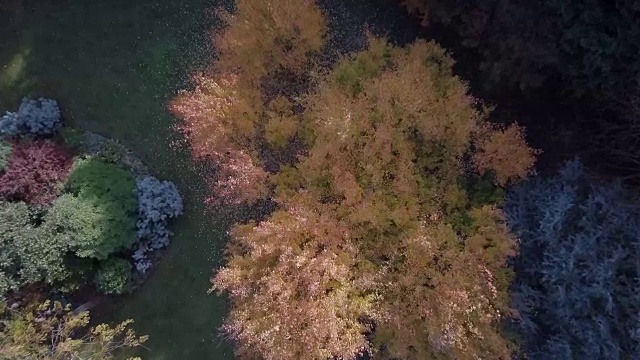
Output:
[
  {"xmin": 0, "ymin": 97, "xmax": 184, "ymax": 301},
  {"xmin": 94, "ymin": 258, "xmax": 132, "ymax": 295},
  {"xmin": 505, "ymin": 159, "xmax": 640, "ymax": 359},
  {"xmin": 0, "ymin": 98, "xmax": 71, "ymax": 205},
  {"xmin": 0, "ymin": 97, "xmax": 60, "ymax": 138}
]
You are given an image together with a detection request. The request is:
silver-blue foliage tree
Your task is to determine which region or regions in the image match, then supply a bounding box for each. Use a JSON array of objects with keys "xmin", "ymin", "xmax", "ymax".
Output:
[{"xmin": 504, "ymin": 159, "xmax": 640, "ymax": 360}]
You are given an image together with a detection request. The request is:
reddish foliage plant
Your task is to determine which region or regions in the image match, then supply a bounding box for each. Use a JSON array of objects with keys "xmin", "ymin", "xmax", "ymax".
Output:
[
  {"xmin": 206, "ymin": 150, "xmax": 269, "ymax": 206},
  {"xmin": 169, "ymin": 74, "xmax": 269, "ymax": 205},
  {"xmin": 0, "ymin": 140, "xmax": 72, "ymax": 205}
]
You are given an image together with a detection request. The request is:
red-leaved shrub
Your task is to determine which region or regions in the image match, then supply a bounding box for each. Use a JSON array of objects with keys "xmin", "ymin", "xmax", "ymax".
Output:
[{"xmin": 0, "ymin": 140, "xmax": 72, "ymax": 205}]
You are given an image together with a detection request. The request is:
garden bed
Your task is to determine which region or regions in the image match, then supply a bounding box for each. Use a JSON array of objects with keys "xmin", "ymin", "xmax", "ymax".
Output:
[{"xmin": 0, "ymin": 97, "xmax": 184, "ymax": 306}]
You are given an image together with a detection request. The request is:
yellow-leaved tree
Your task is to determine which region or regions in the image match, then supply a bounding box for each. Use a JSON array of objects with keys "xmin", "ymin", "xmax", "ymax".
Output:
[{"xmin": 0, "ymin": 300, "xmax": 148, "ymax": 360}]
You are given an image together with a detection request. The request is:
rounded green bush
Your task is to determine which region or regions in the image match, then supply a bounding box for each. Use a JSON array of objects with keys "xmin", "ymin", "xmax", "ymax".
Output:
[
  {"xmin": 1, "ymin": 201, "xmax": 72, "ymax": 300},
  {"xmin": 94, "ymin": 257, "xmax": 132, "ymax": 294},
  {"xmin": 67, "ymin": 157, "xmax": 137, "ymax": 207},
  {"xmin": 47, "ymin": 158, "xmax": 137, "ymax": 259}
]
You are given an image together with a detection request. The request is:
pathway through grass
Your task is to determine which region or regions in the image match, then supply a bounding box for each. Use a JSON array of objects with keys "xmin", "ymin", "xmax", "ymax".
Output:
[{"xmin": 0, "ymin": 1, "xmax": 234, "ymax": 358}]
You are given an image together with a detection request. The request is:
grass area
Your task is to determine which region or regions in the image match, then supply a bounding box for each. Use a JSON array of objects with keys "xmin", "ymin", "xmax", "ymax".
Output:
[{"xmin": 0, "ymin": 1, "xmax": 235, "ymax": 358}]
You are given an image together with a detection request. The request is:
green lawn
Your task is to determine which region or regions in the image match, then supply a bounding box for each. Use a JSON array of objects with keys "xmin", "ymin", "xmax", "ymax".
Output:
[{"xmin": 0, "ymin": 1, "xmax": 235, "ymax": 358}]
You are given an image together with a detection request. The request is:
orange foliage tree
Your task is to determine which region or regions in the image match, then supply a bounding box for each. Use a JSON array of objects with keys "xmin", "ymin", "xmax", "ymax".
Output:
[
  {"xmin": 171, "ymin": 0, "xmax": 536, "ymax": 358},
  {"xmin": 212, "ymin": 206, "xmax": 378, "ymax": 359},
  {"xmin": 169, "ymin": 0, "xmax": 327, "ymax": 204},
  {"xmin": 207, "ymin": 33, "xmax": 536, "ymax": 360}
]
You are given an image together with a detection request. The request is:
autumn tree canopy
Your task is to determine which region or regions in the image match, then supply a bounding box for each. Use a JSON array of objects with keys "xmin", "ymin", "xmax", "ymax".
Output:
[
  {"xmin": 211, "ymin": 38, "xmax": 534, "ymax": 360},
  {"xmin": 169, "ymin": 0, "xmax": 326, "ymax": 205},
  {"xmin": 172, "ymin": 1, "xmax": 536, "ymax": 359}
]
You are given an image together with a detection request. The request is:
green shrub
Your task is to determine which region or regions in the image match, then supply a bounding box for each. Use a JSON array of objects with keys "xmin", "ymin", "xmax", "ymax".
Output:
[
  {"xmin": 0, "ymin": 141, "xmax": 11, "ymax": 171},
  {"xmin": 98, "ymin": 141, "xmax": 125, "ymax": 164},
  {"xmin": 67, "ymin": 157, "xmax": 136, "ymax": 206},
  {"xmin": 60, "ymin": 127, "xmax": 85, "ymax": 149},
  {"xmin": 0, "ymin": 201, "xmax": 26, "ymax": 298},
  {"xmin": 44, "ymin": 158, "xmax": 137, "ymax": 260},
  {"xmin": 0, "ymin": 202, "xmax": 71, "ymax": 299},
  {"xmin": 94, "ymin": 258, "xmax": 132, "ymax": 294},
  {"xmin": 46, "ymin": 193, "xmax": 135, "ymax": 260}
]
